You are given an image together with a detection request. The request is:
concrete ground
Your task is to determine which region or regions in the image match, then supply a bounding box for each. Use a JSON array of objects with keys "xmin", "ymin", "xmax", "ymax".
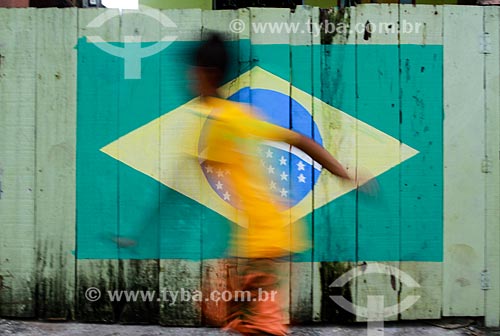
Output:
[{"xmin": 1, "ymin": 318, "xmax": 500, "ymax": 336}]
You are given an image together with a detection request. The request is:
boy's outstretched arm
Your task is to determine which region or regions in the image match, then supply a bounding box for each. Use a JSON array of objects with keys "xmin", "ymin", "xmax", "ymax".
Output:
[
  {"xmin": 242, "ymin": 117, "xmax": 350, "ymax": 179},
  {"xmin": 287, "ymin": 132, "xmax": 351, "ymax": 180},
  {"xmin": 288, "ymin": 131, "xmax": 379, "ymax": 195},
  {"xmin": 241, "ymin": 114, "xmax": 377, "ymax": 192}
]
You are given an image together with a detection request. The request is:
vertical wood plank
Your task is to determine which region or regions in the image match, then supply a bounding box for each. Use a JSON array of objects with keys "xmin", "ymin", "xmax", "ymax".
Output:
[
  {"xmin": 290, "ymin": 5, "xmax": 314, "ymax": 324},
  {"xmin": 313, "ymin": 7, "xmax": 358, "ymax": 324},
  {"xmin": 116, "ymin": 8, "xmax": 161, "ymax": 324},
  {"xmin": 0, "ymin": 8, "xmax": 37, "ymax": 318},
  {"xmin": 250, "ymin": 7, "xmax": 293, "ymax": 324},
  {"xmin": 443, "ymin": 5, "xmax": 485, "ymax": 317},
  {"xmin": 354, "ymin": 4, "xmax": 401, "ymax": 322},
  {"xmin": 226, "ymin": 9, "xmax": 251, "ymax": 326},
  {"xmin": 35, "ymin": 7, "xmax": 77, "ymax": 320},
  {"xmin": 484, "ymin": 6, "xmax": 500, "ymax": 328},
  {"xmin": 76, "ymin": 8, "xmax": 121, "ymax": 322},
  {"xmin": 198, "ymin": 8, "xmax": 239, "ymax": 327},
  {"xmin": 399, "ymin": 5, "xmax": 443, "ymax": 320},
  {"xmin": 159, "ymin": 9, "xmax": 203, "ymax": 326}
]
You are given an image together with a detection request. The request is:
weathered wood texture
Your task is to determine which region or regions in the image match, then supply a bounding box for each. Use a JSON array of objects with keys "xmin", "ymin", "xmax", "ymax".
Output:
[
  {"xmin": 354, "ymin": 4, "xmax": 401, "ymax": 323},
  {"xmin": 116, "ymin": 8, "xmax": 161, "ymax": 325},
  {"xmin": 249, "ymin": 7, "xmax": 294, "ymax": 324},
  {"xmin": 200, "ymin": 8, "xmax": 239, "ymax": 327},
  {"xmin": 443, "ymin": 5, "xmax": 486, "ymax": 318},
  {"xmin": 399, "ymin": 5, "xmax": 443, "ymax": 320},
  {"xmin": 484, "ymin": 6, "xmax": 500, "ymax": 328},
  {"xmin": 75, "ymin": 8, "xmax": 120, "ymax": 322},
  {"xmin": 159, "ymin": 9, "xmax": 203, "ymax": 327},
  {"xmin": 0, "ymin": 5, "xmax": 498, "ymax": 327},
  {"xmin": 35, "ymin": 8, "xmax": 77, "ymax": 320},
  {"xmin": 0, "ymin": 8, "xmax": 37, "ymax": 318},
  {"xmin": 314, "ymin": 6, "xmax": 357, "ymax": 325},
  {"xmin": 290, "ymin": 5, "xmax": 315, "ymax": 324}
]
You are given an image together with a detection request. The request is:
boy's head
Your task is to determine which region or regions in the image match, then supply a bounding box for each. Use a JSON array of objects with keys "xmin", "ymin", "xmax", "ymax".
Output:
[{"xmin": 191, "ymin": 32, "xmax": 228, "ymax": 96}]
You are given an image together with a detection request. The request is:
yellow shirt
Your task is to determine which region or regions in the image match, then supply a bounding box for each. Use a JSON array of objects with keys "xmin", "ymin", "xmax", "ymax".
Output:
[{"xmin": 199, "ymin": 97, "xmax": 310, "ymax": 258}]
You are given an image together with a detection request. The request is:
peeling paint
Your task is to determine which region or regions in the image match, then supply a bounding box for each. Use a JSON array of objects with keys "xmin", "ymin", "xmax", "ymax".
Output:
[
  {"xmin": 319, "ymin": 262, "xmax": 355, "ymax": 323},
  {"xmin": 320, "ymin": 8, "xmax": 351, "ymax": 44},
  {"xmin": 363, "ymin": 20, "xmax": 372, "ymax": 41}
]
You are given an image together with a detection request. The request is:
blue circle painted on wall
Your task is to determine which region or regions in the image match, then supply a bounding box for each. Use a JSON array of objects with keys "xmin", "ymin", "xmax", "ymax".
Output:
[{"xmin": 200, "ymin": 87, "xmax": 323, "ymax": 210}]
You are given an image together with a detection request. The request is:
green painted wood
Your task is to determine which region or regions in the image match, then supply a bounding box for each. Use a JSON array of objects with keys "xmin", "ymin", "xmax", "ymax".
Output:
[
  {"xmin": 0, "ymin": 8, "xmax": 37, "ymax": 318},
  {"xmin": 290, "ymin": 5, "xmax": 315, "ymax": 324},
  {"xmin": 442, "ymin": 5, "xmax": 485, "ymax": 317},
  {"xmin": 159, "ymin": 9, "xmax": 203, "ymax": 327},
  {"xmin": 34, "ymin": 8, "xmax": 77, "ymax": 320},
  {"xmin": 116, "ymin": 8, "xmax": 161, "ymax": 324},
  {"xmin": 484, "ymin": 6, "xmax": 500, "ymax": 328},
  {"xmin": 399, "ymin": 5, "xmax": 443, "ymax": 320},
  {"xmin": 75, "ymin": 8, "xmax": 121, "ymax": 322},
  {"xmin": 354, "ymin": 4, "xmax": 401, "ymax": 323},
  {"xmin": 250, "ymin": 7, "xmax": 294, "ymax": 323},
  {"xmin": 199, "ymin": 9, "xmax": 241, "ymax": 327},
  {"xmin": 313, "ymin": 6, "xmax": 357, "ymax": 324},
  {"xmin": 233, "ymin": 9, "xmax": 251, "ymax": 314}
]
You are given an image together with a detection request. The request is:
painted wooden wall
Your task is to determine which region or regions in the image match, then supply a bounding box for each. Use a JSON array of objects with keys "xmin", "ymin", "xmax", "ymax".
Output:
[{"xmin": 0, "ymin": 5, "xmax": 499, "ymax": 327}]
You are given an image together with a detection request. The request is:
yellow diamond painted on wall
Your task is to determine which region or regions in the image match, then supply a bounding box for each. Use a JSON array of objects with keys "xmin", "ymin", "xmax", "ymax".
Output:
[{"xmin": 100, "ymin": 67, "xmax": 419, "ymax": 225}]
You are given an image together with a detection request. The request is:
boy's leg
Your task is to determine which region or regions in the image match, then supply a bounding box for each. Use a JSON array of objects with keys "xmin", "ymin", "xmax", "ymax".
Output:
[{"xmin": 224, "ymin": 258, "xmax": 288, "ymax": 336}]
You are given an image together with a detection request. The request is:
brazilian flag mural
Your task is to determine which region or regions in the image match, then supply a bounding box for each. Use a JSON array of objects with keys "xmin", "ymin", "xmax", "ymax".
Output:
[{"xmin": 76, "ymin": 36, "xmax": 443, "ymax": 262}]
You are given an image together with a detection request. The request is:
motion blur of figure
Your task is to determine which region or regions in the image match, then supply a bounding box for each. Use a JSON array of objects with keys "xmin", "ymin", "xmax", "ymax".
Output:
[{"xmin": 190, "ymin": 33, "xmax": 375, "ymax": 335}]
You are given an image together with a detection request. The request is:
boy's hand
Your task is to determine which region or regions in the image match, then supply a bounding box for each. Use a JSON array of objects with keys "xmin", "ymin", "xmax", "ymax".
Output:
[{"xmin": 349, "ymin": 168, "xmax": 379, "ymax": 196}]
